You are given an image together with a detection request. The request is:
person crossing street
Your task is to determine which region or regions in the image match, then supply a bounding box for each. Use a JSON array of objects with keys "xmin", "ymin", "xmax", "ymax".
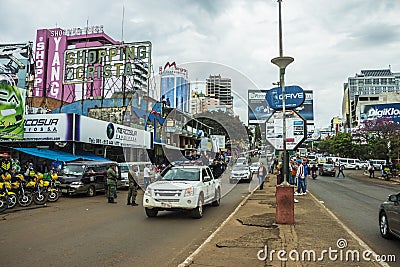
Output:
[
  {"xmin": 107, "ymin": 163, "xmax": 118, "ymax": 204},
  {"xmin": 337, "ymin": 163, "xmax": 345, "ymax": 179},
  {"xmin": 127, "ymin": 165, "xmax": 139, "ymax": 206}
]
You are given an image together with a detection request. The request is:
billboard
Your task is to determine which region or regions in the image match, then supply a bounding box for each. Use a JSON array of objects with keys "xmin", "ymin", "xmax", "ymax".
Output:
[
  {"xmin": 76, "ymin": 115, "xmax": 151, "ymax": 148},
  {"xmin": 360, "ymin": 103, "xmax": 400, "ymax": 124},
  {"xmin": 0, "ymin": 84, "xmax": 26, "ymax": 139},
  {"xmin": 0, "ymin": 42, "xmax": 32, "ymax": 89},
  {"xmin": 248, "ymin": 90, "xmax": 273, "ymax": 123},
  {"xmin": 265, "ymin": 85, "xmax": 305, "ymax": 110},
  {"xmin": 248, "ymin": 89, "xmax": 314, "ymax": 123}
]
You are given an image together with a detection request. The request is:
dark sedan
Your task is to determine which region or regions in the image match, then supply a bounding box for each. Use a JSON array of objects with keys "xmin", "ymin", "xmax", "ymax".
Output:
[
  {"xmin": 379, "ymin": 192, "xmax": 400, "ymax": 239},
  {"xmin": 318, "ymin": 164, "xmax": 336, "ymax": 177}
]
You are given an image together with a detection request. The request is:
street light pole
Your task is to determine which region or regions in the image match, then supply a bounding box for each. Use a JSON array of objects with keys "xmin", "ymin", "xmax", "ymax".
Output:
[{"xmin": 271, "ymin": 0, "xmax": 293, "ymax": 186}]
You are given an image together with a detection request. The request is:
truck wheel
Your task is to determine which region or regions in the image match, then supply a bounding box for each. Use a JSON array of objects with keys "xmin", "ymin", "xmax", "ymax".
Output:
[
  {"xmin": 145, "ymin": 208, "xmax": 158, "ymax": 217},
  {"xmin": 212, "ymin": 188, "xmax": 221, "ymax": 206},
  {"xmin": 192, "ymin": 195, "xmax": 204, "ymax": 219}
]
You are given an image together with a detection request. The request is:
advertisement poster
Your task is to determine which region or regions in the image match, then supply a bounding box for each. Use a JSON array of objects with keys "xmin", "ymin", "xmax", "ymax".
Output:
[
  {"xmin": 0, "ymin": 43, "xmax": 32, "ymax": 89},
  {"xmin": 0, "ymin": 84, "xmax": 26, "ymax": 139},
  {"xmin": 248, "ymin": 90, "xmax": 273, "ymax": 123},
  {"xmin": 360, "ymin": 103, "xmax": 400, "ymax": 124},
  {"xmin": 76, "ymin": 115, "xmax": 151, "ymax": 148}
]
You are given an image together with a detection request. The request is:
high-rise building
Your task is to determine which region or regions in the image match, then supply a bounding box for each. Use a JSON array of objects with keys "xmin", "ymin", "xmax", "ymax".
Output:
[
  {"xmin": 342, "ymin": 69, "xmax": 400, "ymax": 128},
  {"xmin": 159, "ymin": 62, "xmax": 190, "ymax": 113},
  {"xmin": 346, "ymin": 69, "xmax": 400, "ymax": 100},
  {"xmin": 206, "ymin": 75, "xmax": 233, "ymax": 106}
]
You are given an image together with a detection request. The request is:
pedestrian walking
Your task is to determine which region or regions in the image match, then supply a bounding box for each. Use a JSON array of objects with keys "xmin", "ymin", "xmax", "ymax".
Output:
[
  {"xmin": 294, "ymin": 158, "xmax": 308, "ymax": 195},
  {"xmin": 127, "ymin": 165, "xmax": 139, "ymax": 206},
  {"xmin": 257, "ymin": 162, "xmax": 267, "ymax": 190},
  {"xmin": 106, "ymin": 163, "xmax": 118, "ymax": 204},
  {"xmin": 337, "ymin": 163, "xmax": 345, "ymax": 178},
  {"xmin": 368, "ymin": 162, "xmax": 375, "ymax": 178},
  {"xmin": 143, "ymin": 164, "xmax": 152, "ymax": 189}
]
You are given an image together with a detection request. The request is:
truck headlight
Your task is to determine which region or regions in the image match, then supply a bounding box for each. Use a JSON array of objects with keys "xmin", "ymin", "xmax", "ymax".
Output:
[
  {"xmin": 144, "ymin": 188, "xmax": 152, "ymax": 196},
  {"xmin": 184, "ymin": 187, "xmax": 194, "ymax": 197}
]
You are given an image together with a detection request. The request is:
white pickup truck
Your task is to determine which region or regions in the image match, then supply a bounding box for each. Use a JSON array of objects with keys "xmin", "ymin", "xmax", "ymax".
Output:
[{"xmin": 143, "ymin": 164, "xmax": 221, "ymax": 219}]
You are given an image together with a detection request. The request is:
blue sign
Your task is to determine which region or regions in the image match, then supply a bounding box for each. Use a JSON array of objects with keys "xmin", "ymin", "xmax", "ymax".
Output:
[{"xmin": 265, "ymin": 85, "xmax": 305, "ymax": 110}]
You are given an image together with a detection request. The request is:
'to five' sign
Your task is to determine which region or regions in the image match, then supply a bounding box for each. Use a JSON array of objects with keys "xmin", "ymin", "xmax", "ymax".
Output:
[{"xmin": 265, "ymin": 85, "xmax": 305, "ymax": 110}]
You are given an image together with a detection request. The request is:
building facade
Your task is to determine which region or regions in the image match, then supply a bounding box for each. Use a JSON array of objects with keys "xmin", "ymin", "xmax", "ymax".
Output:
[
  {"xmin": 342, "ymin": 69, "xmax": 400, "ymax": 128},
  {"xmin": 206, "ymin": 75, "xmax": 233, "ymax": 106},
  {"xmin": 159, "ymin": 62, "xmax": 190, "ymax": 113}
]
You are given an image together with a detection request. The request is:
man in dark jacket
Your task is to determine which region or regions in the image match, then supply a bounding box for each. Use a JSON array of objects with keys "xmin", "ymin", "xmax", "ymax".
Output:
[{"xmin": 107, "ymin": 163, "xmax": 118, "ymax": 204}]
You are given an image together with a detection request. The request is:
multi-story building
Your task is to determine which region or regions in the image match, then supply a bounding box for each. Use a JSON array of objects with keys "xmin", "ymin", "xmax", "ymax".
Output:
[
  {"xmin": 191, "ymin": 96, "xmax": 220, "ymax": 114},
  {"xmin": 342, "ymin": 69, "xmax": 400, "ymax": 129},
  {"xmin": 206, "ymin": 75, "xmax": 233, "ymax": 106},
  {"xmin": 159, "ymin": 61, "xmax": 190, "ymax": 113}
]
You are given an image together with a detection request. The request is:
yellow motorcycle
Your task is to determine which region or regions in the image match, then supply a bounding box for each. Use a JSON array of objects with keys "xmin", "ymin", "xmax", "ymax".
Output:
[
  {"xmin": 10, "ymin": 174, "xmax": 33, "ymax": 207},
  {"xmin": 26, "ymin": 173, "xmax": 48, "ymax": 205},
  {"xmin": 43, "ymin": 172, "xmax": 60, "ymax": 202},
  {"xmin": 0, "ymin": 172, "xmax": 17, "ymax": 211}
]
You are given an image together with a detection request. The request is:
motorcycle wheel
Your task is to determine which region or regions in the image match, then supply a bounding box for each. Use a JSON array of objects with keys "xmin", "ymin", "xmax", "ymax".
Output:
[
  {"xmin": 47, "ymin": 189, "xmax": 59, "ymax": 202},
  {"xmin": 33, "ymin": 191, "xmax": 48, "ymax": 205},
  {"xmin": 18, "ymin": 192, "xmax": 33, "ymax": 207},
  {"xmin": 0, "ymin": 195, "xmax": 8, "ymax": 212},
  {"xmin": 7, "ymin": 194, "xmax": 17, "ymax": 208}
]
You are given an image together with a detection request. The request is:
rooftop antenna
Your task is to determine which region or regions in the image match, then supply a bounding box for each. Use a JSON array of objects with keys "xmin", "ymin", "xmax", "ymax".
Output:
[{"xmin": 121, "ymin": 5, "xmax": 125, "ymax": 42}]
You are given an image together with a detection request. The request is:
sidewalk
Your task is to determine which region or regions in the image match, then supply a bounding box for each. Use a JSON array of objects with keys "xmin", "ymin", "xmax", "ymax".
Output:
[{"xmin": 180, "ymin": 175, "xmax": 385, "ymax": 267}]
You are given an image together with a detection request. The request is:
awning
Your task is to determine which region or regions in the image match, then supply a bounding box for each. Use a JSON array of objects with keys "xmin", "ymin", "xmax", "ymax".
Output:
[{"xmin": 13, "ymin": 148, "xmax": 109, "ymax": 162}]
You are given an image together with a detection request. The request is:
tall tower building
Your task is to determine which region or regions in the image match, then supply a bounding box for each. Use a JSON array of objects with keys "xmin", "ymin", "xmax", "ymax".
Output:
[
  {"xmin": 159, "ymin": 62, "xmax": 190, "ymax": 113},
  {"xmin": 206, "ymin": 75, "xmax": 233, "ymax": 106}
]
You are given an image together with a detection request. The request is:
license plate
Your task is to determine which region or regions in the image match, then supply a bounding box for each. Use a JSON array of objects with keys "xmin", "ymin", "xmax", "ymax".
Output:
[
  {"xmin": 61, "ymin": 189, "xmax": 68, "ymax": 193},
  {"xmin": 161, "ymin": 202, "xmax": 172, "ymax": 208}
]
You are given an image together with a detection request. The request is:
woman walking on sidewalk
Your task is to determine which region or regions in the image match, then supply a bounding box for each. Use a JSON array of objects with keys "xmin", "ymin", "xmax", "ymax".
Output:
[{"xmin": 257, "ymin": 162, "xmax": 267, "ymax": 190}]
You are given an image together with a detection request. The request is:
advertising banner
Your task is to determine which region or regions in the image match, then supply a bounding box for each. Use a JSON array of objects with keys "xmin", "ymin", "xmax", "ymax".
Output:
[
  {"xmin": 0, "ymin": 113, "xmax": 74, "ymax": 142},
  {"xmin": 0, "ymin": 84, "xmax": 26, "ymax": 139},
  {"xmin": 248, "ymin": 90, "xmax": 273, "ymax": 123},
  {"xmin": 0, "ymin": 42, "xmax": 32, "ymax": 89},
  {"xmin": 298, "ymin": 90, "xmax": 314, "ymax": 121},
  {"xmin": 76, "ymin": 115, "xmax": 151, "ymax": 148},
  {"xmin": 360, "ymin": 103, "xmax": 400, "ymax": 124},
  {"xmin": 265, "ymin": 85, "xmax": 305, "ymax": 110}
]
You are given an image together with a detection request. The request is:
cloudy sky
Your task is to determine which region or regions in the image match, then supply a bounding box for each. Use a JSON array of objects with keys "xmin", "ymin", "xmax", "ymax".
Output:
[{"xmin": 2, "ymin": 0, "xmax": 400, "ymax": 128}]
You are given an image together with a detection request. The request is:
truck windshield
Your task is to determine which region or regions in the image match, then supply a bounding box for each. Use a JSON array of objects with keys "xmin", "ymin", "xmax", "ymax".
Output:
[{"xmin": 162, "ymin": 168, "xmax": 200, "ymax": 181}]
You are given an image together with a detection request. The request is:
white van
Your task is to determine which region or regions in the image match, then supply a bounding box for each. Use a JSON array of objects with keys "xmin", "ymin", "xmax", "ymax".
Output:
[
  {"xmin": 118, "ymin": 162, "xmax": 152, "ymax": 189},
  {"xmin": 337, "ymin": 158, "xmax": 361, "ymax": 169},
  {"xmin": 369, "ymin": 159, "xmax": 387, "ymax": 170}
]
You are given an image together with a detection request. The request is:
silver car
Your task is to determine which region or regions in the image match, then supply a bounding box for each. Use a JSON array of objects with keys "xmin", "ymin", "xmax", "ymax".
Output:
[{"xmin": 379, "ymin": 192, "xmax": 400, "ymax": 239}]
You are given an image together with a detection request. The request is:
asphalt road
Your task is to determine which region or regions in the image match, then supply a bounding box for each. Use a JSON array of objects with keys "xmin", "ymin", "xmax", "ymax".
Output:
[
  {"xmin": 308, "ymin": 170, "xmax": 400, "ymax": 267},
  {"xmin": 0, "ymin": 171, "xmax": 254, "ymax": 267}
]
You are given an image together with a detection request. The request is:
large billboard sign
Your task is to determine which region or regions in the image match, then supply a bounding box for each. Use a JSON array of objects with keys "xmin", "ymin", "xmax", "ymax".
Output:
[
  {"xmin": 76, "ymin": 116, "xmax": 151, "ymax": 148},
  {"xmin": 265, "ymin": 85, "xmax": 305, "ymax": 110},
  {"xmin": 0, "ymin": 42, "xmax": 32, "ymax": 89},
  {"xmin": 248, "ymin": 89, "xmax": 314, "ymax": 124},
  {"xmin": 0, "ymin": 84, "xmax": 26, "ymax": 139},
  {"xmin": 248, "ymin": 90, "xmax": 273, "ymax": 123},
  {"xmin": 63, "ymin": 42, "xmax": 152, "ymax": 84},
  {"xmin": 360, "ymin": 103, "xmax": 400, "ymax": 124}
]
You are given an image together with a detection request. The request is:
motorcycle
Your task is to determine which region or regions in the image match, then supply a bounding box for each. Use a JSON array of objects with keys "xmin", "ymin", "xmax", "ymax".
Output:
[
  {"xmin": 10, "ymin": 174, "xmax": 33, "ymax": 207},
  {"xmin": 311, "ymin": 170, "xmax": 317, "ymax": 179},
  {"xmin": 0, "ymin": 172, "xmax": 17, "ymax": 210},
  {"xmin": 26, "ymin": 173, "xmax": 48, "ymax": 205},
  {"xmin": 43, "ymin": 172, "xmax": 60, "ymax": 202}
]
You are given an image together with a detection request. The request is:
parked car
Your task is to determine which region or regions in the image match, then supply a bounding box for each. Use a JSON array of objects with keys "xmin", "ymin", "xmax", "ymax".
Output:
[
  {"xmin": 58, "ymin": 161, "xmax": 117, "ymax": 197},
  {"xmin": 250, "ymin": 162, "xmax": 260, "ymax": 174},
  {"xmin": 230, "ymin": 165, "xmax": 251, "ymax": 183},
  {"xmin": 318, "ymin": 163, "xmax": 336, "ymax": 177},
  {"xmin": 143, "ymin": 163, "xmax": 221, "ymax": 219},
  {"xmin": 235, "ymin": 157, "xmax": 248, "ymax": 165},
  {"xmin": 379, "ymin": 192, "xmax": 400, "ymax": 239}
]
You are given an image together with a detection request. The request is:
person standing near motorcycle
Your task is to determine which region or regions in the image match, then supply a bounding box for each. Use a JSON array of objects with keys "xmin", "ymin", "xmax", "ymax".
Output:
[
  {"xmin": 106, "ymin": 163, "xmax": 118, "ymax": 204},
  {"xmin": 127, "ymin": 165, "xmax": 139, "ymax": 206}
]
